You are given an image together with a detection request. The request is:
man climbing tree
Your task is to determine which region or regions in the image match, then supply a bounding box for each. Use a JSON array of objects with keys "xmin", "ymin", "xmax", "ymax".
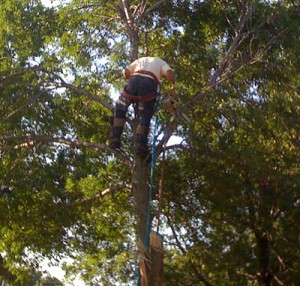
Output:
[{"xmin": 110, "ymin": 56, "xmax": 176, "ymax": 158}]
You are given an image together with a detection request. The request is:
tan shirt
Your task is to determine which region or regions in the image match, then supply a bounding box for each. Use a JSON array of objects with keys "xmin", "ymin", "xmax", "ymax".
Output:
[{"xmin": 126, "ymin": 57, "xmax": 172, "ymax": 82}]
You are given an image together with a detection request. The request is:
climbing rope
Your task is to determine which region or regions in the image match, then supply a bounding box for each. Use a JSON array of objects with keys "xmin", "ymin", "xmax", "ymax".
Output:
[
  {"xmin": 156, "ymin": 150, "xmax": 165, "ymax": 233},
  {"xmin": 144, "ymin": 103, "xmax": 160, "ymax": 249}
]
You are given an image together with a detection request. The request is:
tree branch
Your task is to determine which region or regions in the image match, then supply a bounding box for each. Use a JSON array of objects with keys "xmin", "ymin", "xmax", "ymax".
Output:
[
  {"xmin": 36, "ymin": 67, "xmax": 113, "ymax": 112},
  {"xmin": 141, "ymin": 0, "xmax": 168, "ymax": 19},
  {"xmin": 2, "ymin": 91, "xmax": 50, "ymax": 123},
  {"xmin": 154, "ymin": 3, "xmax": 254, "ymax": 152},
  {"xmin": 162, "ymin": 143, "xmax": 197, "ymax": 154},
  {"xmin": 72, "ymin": 183, "xmax": 132, "ymax": 207},
  {"xmin": 166, "ymin": 214, "xmax": 213, "ymax": 286},
  {"xmin": 1, "ymin": 134, "xmax": 132, "ymax": 166},
  {"xmin": 208, "ymin": 2, "xmax": 253, "ymax": 87},
  {"xmin": 120, "ymin": 0, "xmax": 131, "ymax": 23},
  {"xmin": 45, "ymin": 183, "xmax": 132, "ymax": 220},
  {"xmin": 1, "ymin": 66, "xmax": 113, "ymax": 112}
]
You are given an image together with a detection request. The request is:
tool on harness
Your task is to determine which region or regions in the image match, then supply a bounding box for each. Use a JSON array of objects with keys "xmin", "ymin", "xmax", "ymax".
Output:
[{"xmin": 162, "ymin": 94, "xmax": 178, "ymax": 114}]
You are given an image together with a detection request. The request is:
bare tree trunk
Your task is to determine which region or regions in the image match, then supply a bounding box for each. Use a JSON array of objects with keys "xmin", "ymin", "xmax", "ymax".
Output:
[
  {"xmin": 132, "ymin": 156, "xmax": 150, "ymax": 245},
  {"xmin": 149, "ymin": 232, "xmax": 164, "ymax": 286},
  {"xmin": 128, "ymin": 28, "xmax": 139, "ymax": 62},
  {"xmin": 255, "ymin": 184, "xmax": 274, "ymax": 286},
  {"xmin": 255, "ymin": 232, "xmax": 272, "ymax": 286}
]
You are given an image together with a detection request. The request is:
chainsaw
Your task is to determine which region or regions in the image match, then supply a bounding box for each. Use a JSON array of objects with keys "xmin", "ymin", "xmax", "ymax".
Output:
[{"xmin": 161, "ymin": 94, "xmax": 191, "ymax": 124}]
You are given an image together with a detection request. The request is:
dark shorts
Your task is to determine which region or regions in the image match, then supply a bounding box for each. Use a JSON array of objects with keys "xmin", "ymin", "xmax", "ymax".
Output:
[
  {"xmin": 115, "ymin": 76, "xmax": 156, "ymax": 126},
  {"xmin": 124, "ymin": 75, "xmax": 157, "ymax": 97}
]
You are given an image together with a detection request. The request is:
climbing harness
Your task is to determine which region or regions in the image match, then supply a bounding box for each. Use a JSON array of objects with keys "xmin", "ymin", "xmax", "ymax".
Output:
[
  {"xmin": 122, "ymin": 70, "xmax": 159, "ymax": 103},
  {"xmin": 133, "ymin": 70, "xmax": 160, "ymax": 85},
  {"xmin": 122, "ymin": 88, "xmax": 158, "ymax": 102}
]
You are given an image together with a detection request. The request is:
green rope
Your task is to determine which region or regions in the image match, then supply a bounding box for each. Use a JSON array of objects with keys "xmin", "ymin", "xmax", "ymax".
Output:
[{"xmin": 144, "ymin": 104, "xmax": 159, "ymax": 249}]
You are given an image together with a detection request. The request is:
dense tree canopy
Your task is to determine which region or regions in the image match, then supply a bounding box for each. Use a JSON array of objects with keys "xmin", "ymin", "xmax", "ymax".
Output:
[{"xmin": 0, "ymin": 0, "xmax": 299, "ymax": 285}]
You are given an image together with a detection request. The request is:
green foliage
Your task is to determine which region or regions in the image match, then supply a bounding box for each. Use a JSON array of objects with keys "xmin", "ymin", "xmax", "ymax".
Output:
[
  {"xmin": 0, "ymin": 0, "xmax": 299, "ymax": 285},
  {"xmin": 0, "ymin": 0, "xmax": 56, "ymax": 66}
]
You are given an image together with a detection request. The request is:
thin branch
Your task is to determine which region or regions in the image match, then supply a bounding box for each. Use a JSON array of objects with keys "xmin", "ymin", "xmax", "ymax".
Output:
[
  {"xmin": 45, "ymin": 183, "xmax": 132, "ymax": 220},
  {"xmin": 132, "ymin": 1, "xmax": 146, "ymax": 18},
  {"xmin": 72, "ymin": 183, "xmax": 132, "ymax": 207},
  {"xmin": 37, "ymin": 67, "xmax": 113, "ymax": 112},
  {"xmin": 121, "ymin": 0, "xmax": 131, "ymax": 21},
  {"xmin": 162, "ymin": 143, "xmax": 197, "ymax": 154},
  {"xmin": 166, "ymin": 214, "xmax": 213, "ymax": 286},
  {"xmin": 1, "ymin": 134, "xmax": 132, "ymax": 166},
  {"xmin": 76, "ymin": 4, "xmax": 102, "ymax": 10},
  {"xmin": 271, "ymin": 249, "xmax": 286, "ymax": 271},
  {"xmin": 141, "ymin": 0, "xmax": 168, "ymax": 19},
  {"xmin": 1, "ymin": 67, "xmax": 113, "ymax": 112},
  {"xmin": 118, "ymin": 0, "xmax": 132, "ymax": 26},
  {"xmin": 166, "ymin": 214, "xmax": 186, "ymax": 254},
  {"xmin": 156, "ymin": 114, "xmax": 182, "ymax": 156},
  {"xmin": 154, "ymin": 4, "xmax": 254, "ymax": 149},
  {"xmin": 272, "ymin": 274, "xmax": 285, "ymax": 286},
  {"xmin": 236, "ymin": 270, "xmax": 256, "ymax": 280},
  {"xmin": 187, "ymin": 27, "xmax": 289, "ymax": 109},
  {"xmin": 2, "ymin": 91, "xmax": 50, "ymax": 123}
]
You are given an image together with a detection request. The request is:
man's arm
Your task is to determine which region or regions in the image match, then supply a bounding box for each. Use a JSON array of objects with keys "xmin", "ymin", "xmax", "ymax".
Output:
[
  {"xmin": 165, "ymin": 69, "xmax": 177, "ymax": 99},
  {"xmin": 165, "ymin": 69, "xmax": 175, "ymax": 84}
]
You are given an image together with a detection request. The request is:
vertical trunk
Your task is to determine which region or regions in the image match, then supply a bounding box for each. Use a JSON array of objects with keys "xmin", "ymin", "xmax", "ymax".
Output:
[
  {"xmin": 149, "ymin": 232, "xmax": 164, "ymax": 286},
  {"xmin": 246, "ymin": 183, "xmax": 274, "ymax": 286},
  {"xmin": 255, "ymin": 185, "xmax": 274, "ymax": 286},
  {"xmin": 132, "ymin": 155, "xmax": 151, "ymax": 286},
  {"xmin": 132, "ymin": 156, "xmax": 150, "ymax": 245},
  {"xmin": 255, "ymin": 232, "xmax": 272, "ymax": 286},
  {"xmin": 132, "ymin": 133, "xmax": 164, "ymax": 285},
  {"xmin": 129, "ymin": 28, "xmax": 139, "ymax": 62},
  {"xmin": 119, "ymin": 1, "xmax": 163, "ymax": 282}
]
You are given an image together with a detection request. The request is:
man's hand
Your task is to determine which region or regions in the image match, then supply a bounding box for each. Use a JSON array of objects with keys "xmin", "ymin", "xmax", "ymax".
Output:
[
  {"xmin": 124, "ymin": 68, "xmax": 131, "ymax": 79},
  {"xmin": 165, "ymin": 70, "xmax": 175, "ymax": 85}
]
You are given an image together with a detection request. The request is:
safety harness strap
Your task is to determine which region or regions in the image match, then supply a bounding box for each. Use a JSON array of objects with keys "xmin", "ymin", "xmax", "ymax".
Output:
[
  {"xmin": 122, "ymin": 88, "xmax": 158, "ymax": 102},
  {"xmin": 133, "ymin": 70, "xmax": 159, "ymax": 85}
]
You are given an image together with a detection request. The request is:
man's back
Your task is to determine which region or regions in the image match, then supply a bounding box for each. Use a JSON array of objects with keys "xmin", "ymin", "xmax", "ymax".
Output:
[{"xmin": 127, "ymin": 57, "xmax": 172, "ymax": 81}]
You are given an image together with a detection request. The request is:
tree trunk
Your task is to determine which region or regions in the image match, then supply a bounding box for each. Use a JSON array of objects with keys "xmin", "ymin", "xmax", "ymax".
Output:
[
  {"xmin": 255, "ymin": 232, "xmax": 272, "ymax": 286},
  {"xmin": 132, "ymin": 155, "xmax": 151, "ymax": 286},
  {"xmin": 132, "ymin": 133, "xmax": 164, "ymax": 285},
  {"xmin": 128, "ymin": 28, "xmax": 139, "ymax": 62},
  {"xmin": 118, "ymin": 0, "xmax": 164, "ymax": 282},
  {"xmin": 132, "ymin": 156, "xmax": 150, "ymax": 245},
  {"xmin": 149, "ymin": 232, "xmax": 164, "ymax": 286},
  {"xmin": 255, "ymin": 185, "xmax": 274, "ymax": 286}
]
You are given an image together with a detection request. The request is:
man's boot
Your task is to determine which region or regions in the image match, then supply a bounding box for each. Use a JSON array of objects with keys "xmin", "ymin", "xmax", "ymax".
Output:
[{"xmin": 110, "ymin": 118, "xmax": 125, "ymax": 149}]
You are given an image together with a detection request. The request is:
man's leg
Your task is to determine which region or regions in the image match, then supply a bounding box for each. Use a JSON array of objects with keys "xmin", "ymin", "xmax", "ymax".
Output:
[
  {"xmin": 110, "ymin": 94, "xmax": 131, "ymax": 149},
  {"xmin": 135, "ymin": 99, "xmax": 156, "ymax": 157}
]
